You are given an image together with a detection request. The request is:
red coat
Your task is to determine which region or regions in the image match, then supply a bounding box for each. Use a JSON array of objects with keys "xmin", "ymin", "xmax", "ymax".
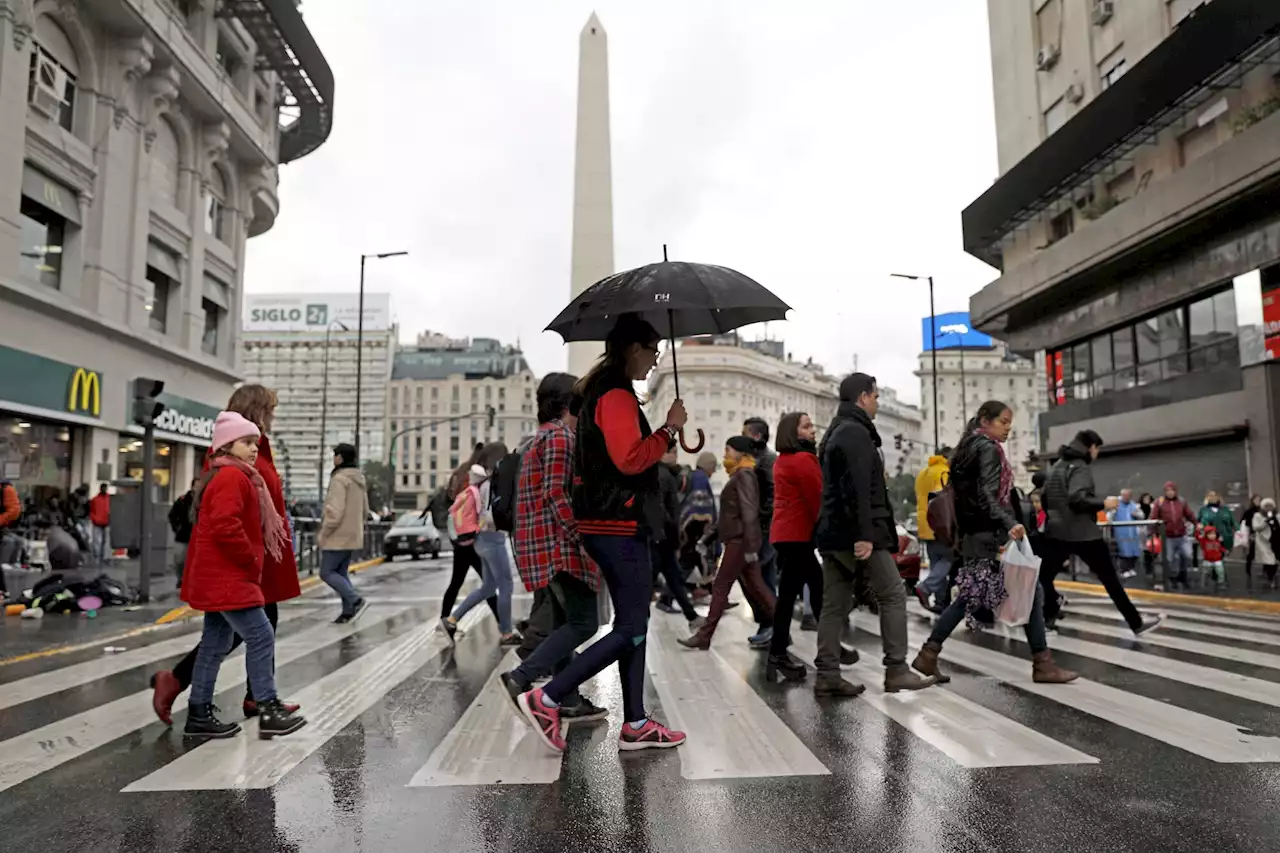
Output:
[
  {"xmin": 770, "ymin": 451, "xmax": 823, "ymax": 544},
  {"xmin": 88, "ymin": 493, "xmax": 110, "ymax": 527},
  {"xmin": 200, "ymin": 435, "xmax": 300, "ymax": 604},
  {"xmin": 181, "ymin": 465, "xmax": 266, "ymax": 611}
]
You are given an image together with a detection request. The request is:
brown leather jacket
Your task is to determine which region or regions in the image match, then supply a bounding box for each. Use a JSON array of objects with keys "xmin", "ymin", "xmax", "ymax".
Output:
[{"xmin": 718, "ymin": 467, "xmax": 762, "ymax": 555}]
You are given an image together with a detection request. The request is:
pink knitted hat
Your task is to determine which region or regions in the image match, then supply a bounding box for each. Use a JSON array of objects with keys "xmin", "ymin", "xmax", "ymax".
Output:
[{"xmin": 211, "ymin": 411, "xmax": 260, "ymax": 453}]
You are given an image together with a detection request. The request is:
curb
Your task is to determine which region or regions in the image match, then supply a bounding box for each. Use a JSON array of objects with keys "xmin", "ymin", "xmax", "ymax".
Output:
[
  {"xmin": 152, "ymin": 557, "xmax": 387, "ymax": 626},
  {"xmin": 1056, "ymin": 579, "xmax": 1280, "ymax": 616}
]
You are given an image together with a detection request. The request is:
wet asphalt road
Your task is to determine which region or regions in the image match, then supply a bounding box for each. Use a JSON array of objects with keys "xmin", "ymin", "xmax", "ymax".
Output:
[{"xmin": 2, "ymin": 558, "xmax": 1280, "ymax": 853}]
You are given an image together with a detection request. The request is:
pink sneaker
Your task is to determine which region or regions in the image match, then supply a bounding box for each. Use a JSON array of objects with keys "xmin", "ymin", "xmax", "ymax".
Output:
[
  {"xmin": 618, "ymin": 718, "xmax": 686, "ymax": 751},
  {"xmin": 517, "ymin": 688, "xmax": 565, "ymax": 752}
]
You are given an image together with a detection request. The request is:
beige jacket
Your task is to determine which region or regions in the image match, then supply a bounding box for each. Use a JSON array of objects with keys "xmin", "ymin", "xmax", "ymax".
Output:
[{"xmin": 320, "ymin": 466, "xmax": 368, "ymax": 551}]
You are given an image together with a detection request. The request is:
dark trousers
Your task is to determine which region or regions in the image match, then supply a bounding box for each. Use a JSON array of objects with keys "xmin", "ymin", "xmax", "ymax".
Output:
[
  {"xmin": 654, "ymin": 541, "xmax": 697, "ymax": 620},
  {"xmin": 693, "ymin": 541, "xmax": 776, "ymax": 644},
  {"xmin": 544, "ymin": 535, "xmax": 653, "ymax": 722},
  {"xmin": 516, "ymin": 587, "xmax": 554, "ymax": 658},
  {"xmin": 1039, "ymin": 537, "xmax": 1142, "ymax": 632},
  {"xmin": 770, "ymin": 541, "xmax": 823, "ymax": 656},
  {"xmin": 512, "ymin": 572, "xmax": 599, "ymax": 703},
  {"xmin": 175, "ymin": 602, "xmax": 279, "ymax": 699},
  {"xmin": 441, "ymin": 541, "xmax": 497, "ymax": 621}
]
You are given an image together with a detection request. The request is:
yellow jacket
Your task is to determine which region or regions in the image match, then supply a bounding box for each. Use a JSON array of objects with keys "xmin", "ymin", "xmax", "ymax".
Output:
[{"xmin": 915, "ymin": 455, "xmax": 950, "ymax": 540}]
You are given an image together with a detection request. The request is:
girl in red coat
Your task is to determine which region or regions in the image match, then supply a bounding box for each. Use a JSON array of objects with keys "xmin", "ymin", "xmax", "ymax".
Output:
[
  {"xmin": 180, "ymin": 411, "xmax": 305, "ymax": 740},
  {"xmin": 766, "ymin": 412, "xmax": 827, "ymax": 681}
]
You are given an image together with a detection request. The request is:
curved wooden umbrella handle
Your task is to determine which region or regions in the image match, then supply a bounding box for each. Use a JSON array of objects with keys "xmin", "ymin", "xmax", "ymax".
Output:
[{"xmin": 679, "ymin": 427, "xmax": 705, "ymax": 454}]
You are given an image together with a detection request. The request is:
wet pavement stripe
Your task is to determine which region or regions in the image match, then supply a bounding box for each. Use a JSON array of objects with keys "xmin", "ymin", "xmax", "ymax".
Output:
[
  {"xmin": 407, "ymin": 649, "xmax": 561, "ymax": 787},
  {"xmin": 854, "ymin": 614, "xmax": 1280, "ymax": 763},
  {"xmin": 0, "ymin": 610, "xmax": 311, "ymax": 712},
  {"xmin": 1064, "ymin": 609, "xmax": 1280, "ymax": 648},
  {"xmin": 1064, "ymin": 601, "xmax": 1280, "ymax": 634},
  {"xmin": 778, "ymin": 631, "xmax": 1099, "ymax": 768},
  {"xmin": 0, "ymin": 605, "xmax": 416, "ymax": 794},
  {"xmin": 646, "ymin": 616, "xmax": 830, "ymax": 781},
  {"xmin": 121, "ymin": 606, "xmax": 485, "ymax": 792},
  {"xmin": 1055, "ymin": 619, "xmax": 1280, "ymax": 668}
]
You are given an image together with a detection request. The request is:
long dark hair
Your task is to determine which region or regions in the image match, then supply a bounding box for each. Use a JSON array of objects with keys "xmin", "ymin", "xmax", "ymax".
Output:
[
  {"xmin": 477, "ymin": 441, "xmax": 508, "ymax": 473},
  {"xmin": 448, "ymin": 443, "xmax": 486, "ymax": 500},
  {"xmin": 952, "ymin": 399, "xmax": 1011, "ymax": 465},
  {"xmin": 574, "ymin": 314, "xmax": 660, "ymax": 398},
  {"xmin": 775, "ymin": 412, "xmax": 810, "ymax": 454}
]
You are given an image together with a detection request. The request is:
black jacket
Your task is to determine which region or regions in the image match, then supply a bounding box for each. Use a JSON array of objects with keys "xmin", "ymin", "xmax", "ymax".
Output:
[
  {"xmin": 815, "ymin": 403, "xmax": 897, "ymax": 553},
  {"xmin": 425, "ymin": 488, "xmax": 451, "ymax": 530},
  {"xmin": 952, "ymin": 432, "xmax": 1020, "ymax": 559},
  {"xmin": 1043, "ymin": 439, "xmax": 1105, "ymax": 542},
  {"xmin": 657, "ymin": 462, "xmax": 684, "ymax": 544},
  {"xmin": 168, "ymin": 492, "xmax": 195, "ymax": 544}
]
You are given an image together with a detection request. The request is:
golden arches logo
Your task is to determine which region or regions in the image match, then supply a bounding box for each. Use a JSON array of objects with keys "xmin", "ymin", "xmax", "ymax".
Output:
[{"xmin": 68, "ymin": 368, "xmax": 100, "ymax": 416}]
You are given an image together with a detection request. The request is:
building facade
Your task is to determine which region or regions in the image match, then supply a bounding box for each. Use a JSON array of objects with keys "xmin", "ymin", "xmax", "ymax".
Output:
[
  {"xmin": 964, "ymin": 0, "xmax": 1280, "ymax": 506},
  {"xmin": 240, "ymin": 294, "xmax": 394, "ymax": 503},
  {"xmin": 388, "ymin": 333, "xmax": 536, "ymax": 510},
  {"xmin": 876, "ymin": 386, "xmax": 926, "ymax": 480},
  {"xmin": 0, "ymin": 0, "xmax": 332, "ymax": 508},
  {"xmin": 647, "ymin": 335, "xmax": 839, "ymax": 491}
]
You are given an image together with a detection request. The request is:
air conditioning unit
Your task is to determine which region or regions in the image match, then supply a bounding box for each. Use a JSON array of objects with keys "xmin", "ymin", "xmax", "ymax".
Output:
[
  {"xmin": 1065, "ymin": 83, "xmax": 1085, "ymax": 104},
  {"xmin": 1092, "ymin": 0, "xmax": 1115, "ymax": 26},
  {"xmin": 1036, "ymin": 44, "xmax": 1060, "ymax": 71},
  {"xmin": 28, "ymin": 53, "xmax": 67, "ymax": 120}
]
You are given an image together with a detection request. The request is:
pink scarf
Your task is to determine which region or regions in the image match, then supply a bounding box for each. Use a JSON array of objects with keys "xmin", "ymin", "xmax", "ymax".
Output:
[
  {"xmin": 211, "ymin": 455, "xmax": 288, "ymax": 563},
  {"xmin": 976, "ymin": 426, "xmax": 1014, "ymax": 506}
]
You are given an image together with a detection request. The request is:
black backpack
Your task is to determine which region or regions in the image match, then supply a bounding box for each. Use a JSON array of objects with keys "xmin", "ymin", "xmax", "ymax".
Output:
[{"xmin": 489, "ymin": 451, "xmax": 524, "ymax": 533}]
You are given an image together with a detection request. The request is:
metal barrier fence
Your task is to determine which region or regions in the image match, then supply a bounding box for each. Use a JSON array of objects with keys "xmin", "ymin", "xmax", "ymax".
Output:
[
  {"xmin": 1087, "ymin": 519, "xmax": 1166, "ymax": 582},
  {"xmin": 291, "ymin": 518, "xmax": 392, "ymax": 576}
]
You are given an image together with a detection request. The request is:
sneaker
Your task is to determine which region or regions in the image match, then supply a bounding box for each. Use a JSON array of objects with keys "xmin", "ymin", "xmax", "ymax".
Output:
[
  {"xmin": 618, "ymin": 718, "xmax": 686, "ymax": 751},
  {"xmin": 517, "ymin": 688, "xmax": 565, "ymax": 752},
  {"xmin": 150, "ymin": 669, "xmax": 182, "ymax": 726},
  {"xmin": 1153, "ymin": 583, "xmax": 1165, "ymax": 592},
  {"xmin": 655, "ymin": 601, "xmax": 680, "ymax": 614},
  {"xmin": 184, "ymin": 702, "xmax": 241, "ymax": 739},
  {"xmin": 688, "ymin": 615, "xmax": 707, "ymax": 631},
  {"xmin": 799, "ymin": 614, "xmax": 818, "ymax": 632},
  {"xmin": 333, "ymin": 613, "xmax": 352, "ymax": 624},
  {"xmin": 748, "ymin": 627, "xmax": 773, "ymax": 648},
  {"xmin": 1120, "ymin": 570, "xmax": 1137, "ymax": 580},
  {"xmin": 914, "ymin": 586, "xmax": 938, "ymax": 613},
  {"xmin": 1135, "ymin": 614, "xmax": 1163, "ymax": 636},
  {"xmin": 349, "ymin": 597, "xmax": 369, "ymax": 622},
  {"xmin": 439, "ymin": 616, "xmax": 458, "ymax": 645},
  {"xmin": 499, "ymin": 632, "xmax": 523, "ymax": 647},
  {"xmin": 243, "ymin": 697, "xmax": 301, "ymax": 718},
  {"xmin": 257, "ymin": 698, "xmax": 307, "ymax": 739},
  {"xmin": 560, "ymin": 697, "xmax": 609, "ymax": 723},
  {"xmin": 498, "ymin": 671, "xmax": 528, "ymax": 715}
]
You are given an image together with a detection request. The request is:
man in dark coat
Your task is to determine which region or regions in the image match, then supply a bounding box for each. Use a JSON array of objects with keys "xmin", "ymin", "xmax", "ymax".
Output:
[
  {"xmin": 814, "ymin": 373, "xmax": 935, "ymax": 697},
  {"xmin": 1040, "ymin": 430, "xmax": 1159, "ymax": 635}
]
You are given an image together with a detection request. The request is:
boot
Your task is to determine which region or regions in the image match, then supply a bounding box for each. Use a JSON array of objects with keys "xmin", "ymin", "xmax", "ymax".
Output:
[
  {"xmin": 766, "ymin": 652, "xmax": 807, "ymax": 683},
  {"xmin": 243, "ymin": 696, "xmax": 302, "ymax": 718},
  {"xmin": 150, "ymin": 669, "xmax": 182, "ymax": 726},
  {"xmin": 911, "ymin": 641, "xmax": 952, "ymax": 684},
  {"xmin": 814, "ymin": 673, "xmax": 865, "ymax": 697},
  {"xmin": 677, "ymin": 634, "xmax": 710, "ymax": 651},
  {"xmin": 884, "ymin": 664, "xmax": 937, "ymax": 693},
  {"xmin": 184, "ymin": 702, "xmax": 241, "ymax": 739},
  {"xmin": 257, "ymin": 698, "xmax": 307, "ymax": 739},
  {"xmin": 1031, "ymin": 651, "xmax": 1078, "ymax": 684}
]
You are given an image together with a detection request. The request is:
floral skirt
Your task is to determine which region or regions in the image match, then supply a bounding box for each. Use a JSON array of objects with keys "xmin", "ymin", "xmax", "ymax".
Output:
[{"xmin": 955, "ymin": 556, "xmax": 1007, "ymax": 630}]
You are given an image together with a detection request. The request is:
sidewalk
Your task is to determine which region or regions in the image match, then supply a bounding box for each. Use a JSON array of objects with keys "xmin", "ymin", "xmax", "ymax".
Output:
[{"xmin": 1062, "ymin": 559, "xmax": 1280, "ymax": 615}]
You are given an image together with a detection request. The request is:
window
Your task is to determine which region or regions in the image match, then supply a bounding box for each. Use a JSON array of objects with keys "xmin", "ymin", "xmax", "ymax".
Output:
[
  {"xmin": 205, "ymin": 167, "xmax": 229, "ymax": 242},
  {"xmin": 449, "ymin": 454, "xmax": 459, "ymax": 469},
  {"xmin": 145, "ymin": 266, "xmax": 173, "ymax": 334},
  {"xmin": 1179, "ymin": 121, "xmax": 1219, "ymax": 167},
  {"xmin": 1043, "ymin": 98, "xmax": 1067, "ymax": 137},
  {"xmin": 150, "ymin": 118, "xmax": 181, "ymax": 207},
  {"xmin": 450, "ymin": 436, "xmax": 459, "ymax": 451},
  {"xmin": 1100, "ymin": 54, "xmax": 1127, "ymax": 90},
  {"xmin": 1048, "ymin": 208, "xmax": 1075, "ymax": 243},
  {"xmin": 201, "ymin": 298, "xmax": 222, "ymax": 355},
  {"xmin": 215, "ymin": 34, "xmax": 240, "ymax": 80},
  {"xmin": 28, "ymin": 19, "xmax": 78, "ymax": 132},
  {"xmin": 18, "ymin": 198, "xmax": 64, "ymax": 289},
  {"xmin": 430, "ymin": 436, "xmax": 437, "ymax": 451}
]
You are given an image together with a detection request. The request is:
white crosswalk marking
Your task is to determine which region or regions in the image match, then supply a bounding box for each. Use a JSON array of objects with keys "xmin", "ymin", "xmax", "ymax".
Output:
[
  {"xmin": 1058, "ymin": 618, "xmax": 1280, "ymax": 669},
  {"xmin": 0, "ymin": 605, "xmax": 414, "ymax": 793},
  {"xmin": 1063, "ymin": 608, "xmax": 1280, "ymax": 647},
  {"xmin": 1066, "ymin": 597, "xmax": 1280, "ymax": 632},
  {"xmin": 123, "ymin": 606, "xmax": 485, "ymax": 792},
  {"xmin": 646, "ymin": 615, "xmax": 830, "ymax": 780}
]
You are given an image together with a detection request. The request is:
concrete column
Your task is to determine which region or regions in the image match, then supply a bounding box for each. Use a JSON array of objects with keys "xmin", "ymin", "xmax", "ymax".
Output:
[
  {"xmin": 1243, "ymin": 361, "xmax": 1280, "ymax": 501},
  {"xmin": 79, "ymin": 426, "xmax": 121, "ymax": 488}
]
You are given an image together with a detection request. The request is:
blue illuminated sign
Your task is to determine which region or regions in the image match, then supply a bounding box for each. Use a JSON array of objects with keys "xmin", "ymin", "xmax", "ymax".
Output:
[{"xmin": 921, "ymin": 312, "xmax": 993, "ymax": 351}]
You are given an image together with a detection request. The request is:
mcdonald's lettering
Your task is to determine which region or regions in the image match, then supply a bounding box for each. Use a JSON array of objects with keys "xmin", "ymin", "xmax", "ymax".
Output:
[{"xmin": 68, "ymin": 368, "xmax": 101, "ymax": 416}]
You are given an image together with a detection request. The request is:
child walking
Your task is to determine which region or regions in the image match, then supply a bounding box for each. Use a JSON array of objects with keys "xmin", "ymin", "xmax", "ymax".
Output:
[
  {"xmin": 180, "ymin": 412, "xmax": 306, "ymax": 740},
  {"xmin": 1196, "ymin": 525, "xmax": 1227, "ymax": 590}
]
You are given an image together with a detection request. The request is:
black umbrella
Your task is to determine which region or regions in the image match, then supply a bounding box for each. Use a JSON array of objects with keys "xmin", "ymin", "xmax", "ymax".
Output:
[{"xmin": 546, "ymin": 247, "xmax": 791, "ymax": 452}]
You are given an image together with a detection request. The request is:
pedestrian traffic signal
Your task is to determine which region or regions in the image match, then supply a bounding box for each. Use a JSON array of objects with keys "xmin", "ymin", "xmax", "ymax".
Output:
[{"xmin": 132, "ymin": 378, "xmax": 165, "ymax": 427}]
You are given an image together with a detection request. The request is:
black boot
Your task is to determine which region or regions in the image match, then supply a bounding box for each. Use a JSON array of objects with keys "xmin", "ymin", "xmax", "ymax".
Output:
[
  {"xmin": 766, "ymin": 653, "xmax": 807, "ymax": 683},
  {"xmin": 257, "ymin": 698, "xmax": 307, "ymax": 739},
  {"xmin": 184, "ymin": 703, "xmax": 241, "ymax": 739}
]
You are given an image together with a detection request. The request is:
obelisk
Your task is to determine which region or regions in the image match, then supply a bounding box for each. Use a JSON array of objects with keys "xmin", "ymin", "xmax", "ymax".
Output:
[{"xmin": 567, "ymin": 13, "xmax": 614, "ymax": 378}]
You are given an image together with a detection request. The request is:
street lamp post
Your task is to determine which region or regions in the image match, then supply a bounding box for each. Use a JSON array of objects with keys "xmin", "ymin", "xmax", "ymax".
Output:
[
  {"xmin": 891, "ymin": 273, "xmax": 938, "ymax": 451},
  {"xmin": 317, "ymin": 319, "xmax": 350, "ymax": 502},
  {"xmin": 356, "ymin": 251, "xmax": 408, "ymax": 460}
]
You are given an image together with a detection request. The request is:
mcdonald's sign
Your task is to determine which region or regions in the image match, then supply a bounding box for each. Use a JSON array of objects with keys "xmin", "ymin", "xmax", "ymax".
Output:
[{"xmin": 68, "ymin": 368, "xmax": 101, "ymax": 417}]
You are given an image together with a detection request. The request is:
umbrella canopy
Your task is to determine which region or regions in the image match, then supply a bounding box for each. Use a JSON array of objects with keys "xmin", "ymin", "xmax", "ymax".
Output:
[{"xmin": 546, "ymin": 260, "xmax": 790, "ymax": 342}]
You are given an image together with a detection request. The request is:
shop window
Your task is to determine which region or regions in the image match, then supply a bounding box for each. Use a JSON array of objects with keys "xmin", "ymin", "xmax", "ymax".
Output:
[
  {"xmin": 1, "ymin": 416, "xmax": 72, "ymax": 503},
  {"xmin": 120, "ymin": 437, "xmax": 173, "ymax": 502},
  {"xmin": 28, "ymin": 18, "xmax": 79, "ymax": 133},
  {"xmin": 201, "ymin": 298, "xmax": 222, "ymax": 355},
  {"xmin": 18, "ymin": 198, "xmax": 64, "ymax": 289},
  {"xmin": 145, "ymin": 266, "xmax": 173, "ymax": 333}
]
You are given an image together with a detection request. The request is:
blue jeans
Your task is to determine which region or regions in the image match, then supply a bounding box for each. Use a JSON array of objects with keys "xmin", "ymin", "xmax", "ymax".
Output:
[
  {"xmin": 191, "ymin": 607, "xmax": 277, "ymax": 705},
  {"xmin": 453, "ymin": 531, "xmax": 513, "ymax": 633},
  {"xmin": 1164, "ymin": 535, "xmax": 1194, "ymax": 586},
  {"xmin": 321, "ymin": 549, "xmax": 361, "ymax": 615},
  {"xmin": 929, "ymin": 571, "xmax": 1049, "ymax": 655},
  {"xmin": 921, "ymin": 540, "xmax": 954, "ymax": 603},
  {"xmin": 544, "ymin": 534, "xmax": 652, "ymax": 722}
]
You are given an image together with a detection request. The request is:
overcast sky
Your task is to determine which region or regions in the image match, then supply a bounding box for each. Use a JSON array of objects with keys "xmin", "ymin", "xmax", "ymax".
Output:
[{"xmin": 245, "ymin": 0, "xmax": 1001, "ymax": 406}]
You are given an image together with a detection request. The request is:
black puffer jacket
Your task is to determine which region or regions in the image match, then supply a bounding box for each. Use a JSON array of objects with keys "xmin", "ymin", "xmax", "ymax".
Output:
[
  {"xmin": 1043, "ymin": 438, "xmax": 1105, "ymax": 542},
  {"xmin": 815, "ymin": 403, "xmax": 897, "ymax": 553},
  {"xmin": 951, "ymin": 431, "xmax": 1019, "ymax": 559}
]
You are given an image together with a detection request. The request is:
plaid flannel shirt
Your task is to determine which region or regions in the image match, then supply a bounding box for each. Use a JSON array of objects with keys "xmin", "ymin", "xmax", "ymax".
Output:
[{"xmin": 513, "ymin": 419, "xmax": 599, "ymax": 591}]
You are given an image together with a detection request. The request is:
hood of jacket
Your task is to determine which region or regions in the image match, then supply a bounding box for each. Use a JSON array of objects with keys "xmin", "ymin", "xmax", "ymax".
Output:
[
  {"xmin": 1059, "ymin": 438, "xmax": 1091, "ymax": 464},
  {"xmin": 331, "ymin": 466, "xmax": 367, "ymax": 490},
  {"xmin": 926, "ymin": 454, "xmax": 949, "ymax": 469}
]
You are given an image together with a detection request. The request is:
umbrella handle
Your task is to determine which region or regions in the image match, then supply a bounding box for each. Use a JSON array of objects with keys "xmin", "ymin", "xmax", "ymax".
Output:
[{"xmin": 679, "ymin": 428, "xmax": 705, "ymax": 454}]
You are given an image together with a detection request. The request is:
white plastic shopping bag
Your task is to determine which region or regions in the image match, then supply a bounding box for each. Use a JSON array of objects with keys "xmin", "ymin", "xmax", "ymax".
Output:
[
  {"xmin": 996, "ymin": 537, "xmax": 1041, "ymax": 627},
  {"xmin": 1233, "ymin": 522, "xmax": 1251, "ymax": 552}
]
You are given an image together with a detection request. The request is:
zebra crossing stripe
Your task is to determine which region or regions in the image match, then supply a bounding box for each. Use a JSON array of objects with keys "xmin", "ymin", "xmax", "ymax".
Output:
[
  {"xmin": 854, "ymin": 614, "xmax": 1280, "ymax": 763},
  {"xmin": 0, "ymin": 605, "xmax": 415, "ymax": 794},
  {"xmin": 1068, "ymin": 610, "xmax": 1280, "ymax": 648},
  {"xmin": 1064, "ymin": 601, "xmax": 1280, "ymax": 636},
  {"xmin": 122, "ymin": 606, "xmax": 484, "ymax": 791},
  {"xmin": 1058, "ymin": 619, "xmax": 1280, "ymax": 669},
  {"xmin": 647, "ymin": 616, "xmax": 830, "ymax": 781}
]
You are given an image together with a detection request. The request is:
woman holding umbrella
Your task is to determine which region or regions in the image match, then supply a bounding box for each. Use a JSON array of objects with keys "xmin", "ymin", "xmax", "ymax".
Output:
[{"xmin": 517, "ymin": 314, "xmax": 689, "ymax": 752}]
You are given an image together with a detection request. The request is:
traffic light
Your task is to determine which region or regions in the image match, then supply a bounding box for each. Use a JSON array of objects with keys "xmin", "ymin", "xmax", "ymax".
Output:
[
  {"xmin": 132, "ymin": 378, "xmax": 165, "ymax": 427},
  {"xmin": 486, "ymin": 405, "xmax": 496, "ymax": 429}
]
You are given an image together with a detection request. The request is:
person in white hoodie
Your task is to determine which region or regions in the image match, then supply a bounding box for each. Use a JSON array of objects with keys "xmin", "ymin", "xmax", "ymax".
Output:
[
  {"xmin": 1251, "ymin": 497, "xmax": 1279, "ymax": 589},
  {"xmin": 319, "ymin": 442, "xmax": 369, "ymax": 624}
]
